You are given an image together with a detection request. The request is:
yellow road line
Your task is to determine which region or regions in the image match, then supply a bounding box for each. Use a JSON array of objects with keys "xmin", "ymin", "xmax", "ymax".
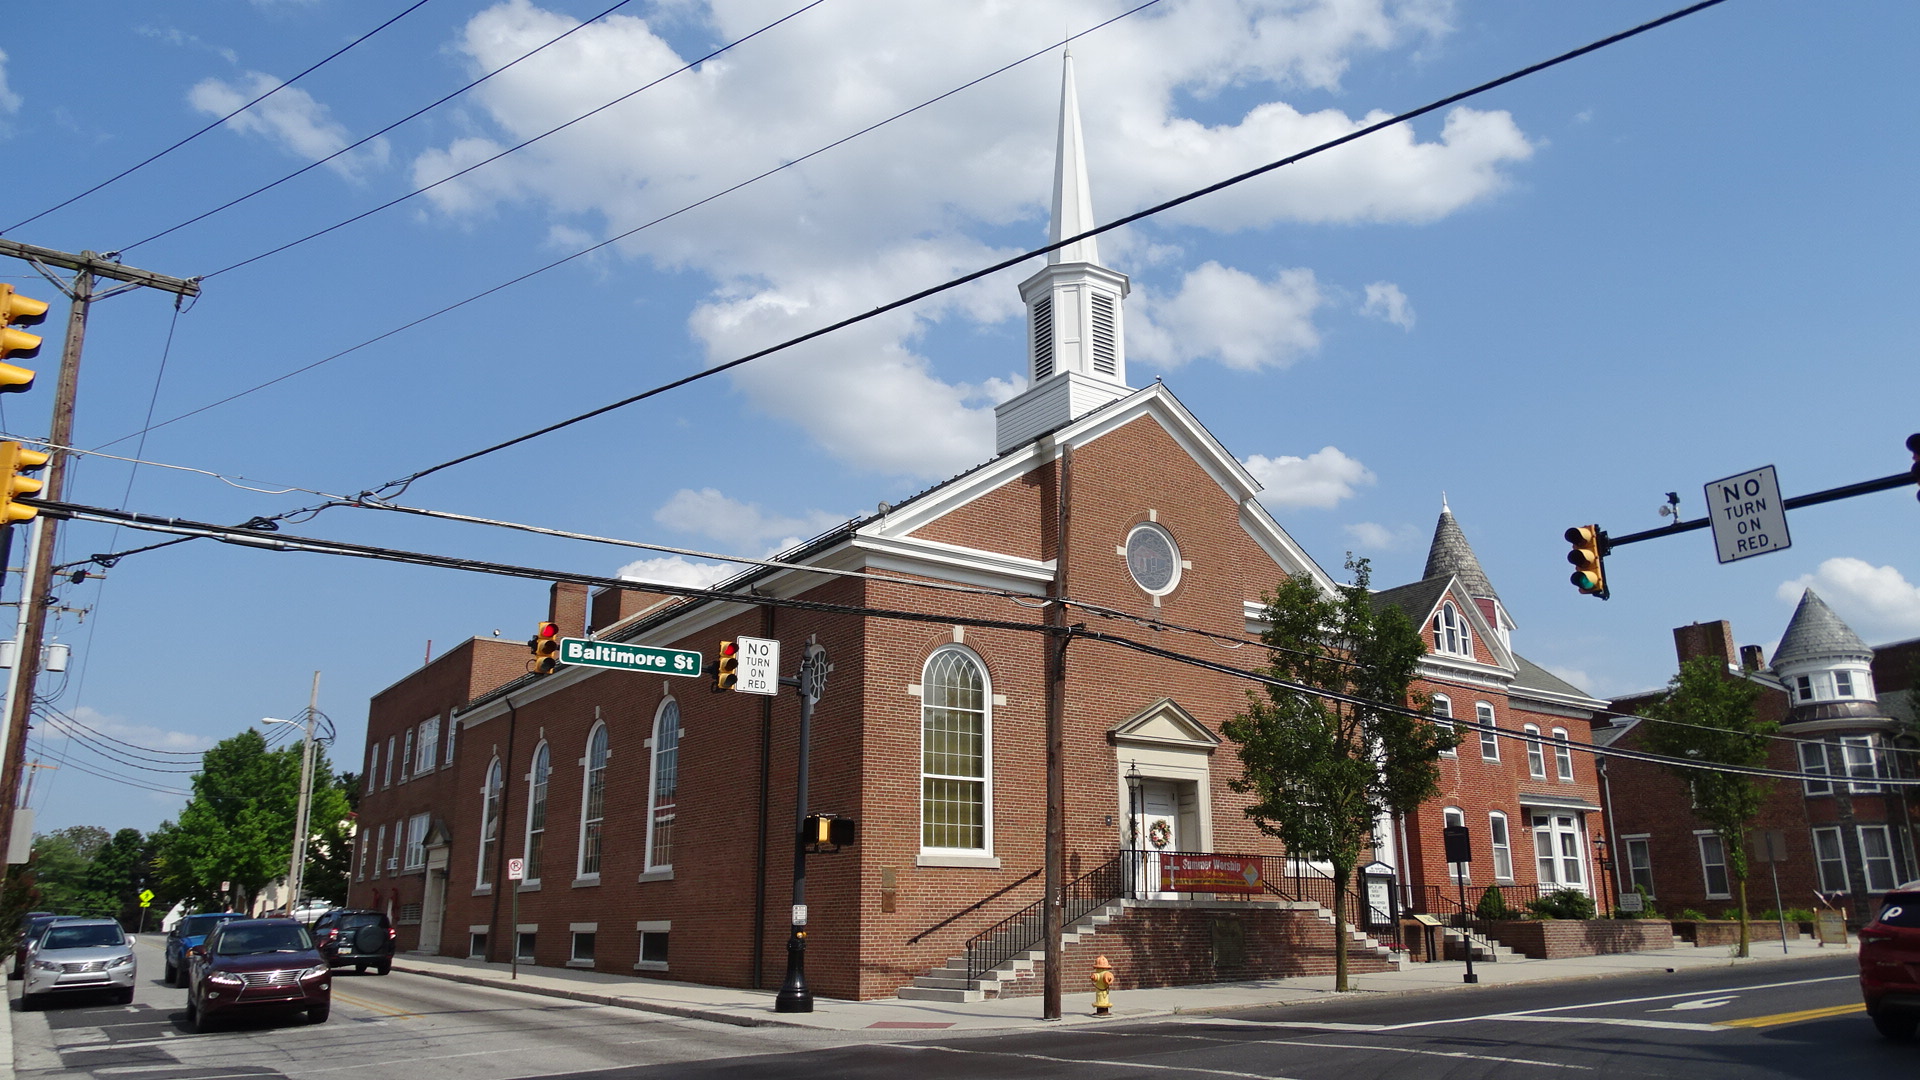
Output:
[
  {"xmin": 331, "ymin": 989, "xmax": 418, "ymax": 1019},
  {"xmin": 1717, "ymin": 1003, "xmax": 1863, "ymax": 1029}
]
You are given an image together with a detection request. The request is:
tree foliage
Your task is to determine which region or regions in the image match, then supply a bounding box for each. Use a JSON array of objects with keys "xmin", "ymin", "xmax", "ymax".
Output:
[
  {"xmin": 1222, "ymin": 557, "xmax": 1456, "ymax": 990},
  {"xmin": 1640, "ymin": 655, "xmax": 1773, "ymax": 956},
  {"xmin": 153, "ymin": 729, "xmax": 352, "ymax": 910}
]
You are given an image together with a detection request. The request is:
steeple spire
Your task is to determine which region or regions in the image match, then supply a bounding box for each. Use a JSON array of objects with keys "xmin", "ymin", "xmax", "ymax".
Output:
[
  {"xmin": 1049, "ymin": 49, "xmax": 1098, "ymax": 266},
  {"xmin": 994, "ymin": 50, "xmax": 1136, "ymax": 454}
]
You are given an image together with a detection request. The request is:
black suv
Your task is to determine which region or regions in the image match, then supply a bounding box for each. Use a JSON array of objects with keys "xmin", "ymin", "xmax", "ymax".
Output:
[{"xmin": 310, "ymin": 909, "xmax": 394, "ymax": 974}]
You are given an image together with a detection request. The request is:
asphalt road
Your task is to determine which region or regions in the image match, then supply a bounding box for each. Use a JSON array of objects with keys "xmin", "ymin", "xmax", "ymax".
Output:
[{"xmin": 9, "ymin": 938, "xmax": 1914, "ymax": 1080}]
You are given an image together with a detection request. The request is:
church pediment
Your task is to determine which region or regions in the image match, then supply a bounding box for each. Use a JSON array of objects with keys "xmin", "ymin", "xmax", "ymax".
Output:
[{"xmin": 1109, "ymin": 698, "xmax": 1221, "ymax": 751}]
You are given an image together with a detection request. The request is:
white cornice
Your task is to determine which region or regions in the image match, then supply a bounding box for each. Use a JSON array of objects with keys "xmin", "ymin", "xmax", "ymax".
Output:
[{"xmin": 852, "ymin": 534, "xmax": 1054, "ymax": 593}]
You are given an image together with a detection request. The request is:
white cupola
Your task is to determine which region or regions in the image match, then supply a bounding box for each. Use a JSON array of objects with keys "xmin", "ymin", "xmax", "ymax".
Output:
[{"xmin": 994, "ymin": 51, "xmax": 1134, "ymax": 454}]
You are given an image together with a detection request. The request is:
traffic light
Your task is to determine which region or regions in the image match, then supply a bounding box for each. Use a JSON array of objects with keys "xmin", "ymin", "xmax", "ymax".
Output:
[
  {"xmin": 0, "ymin": 441, "xmax": 50, "ymax": 523},
  {"xmin": 713, "ymin": 640, "xmax": 739, "ymax": 691},
  {"xmin": 528, "ymin": 621, "xmax": 560, "ymax": 674},
  {"xmin": 803, "ymin": 814, "xmax": 855, "ymax": 847},
  {"xmin": 0, "ymin": 284, "xmax": 49, "ymax": 393},
  {"xmin": 1907, "ymin": 433, "xmax": 1919, "ymax": 502},
  {"xmin": 1565, "ymin": 524, "xmax": 1609, "ymax": 599}
]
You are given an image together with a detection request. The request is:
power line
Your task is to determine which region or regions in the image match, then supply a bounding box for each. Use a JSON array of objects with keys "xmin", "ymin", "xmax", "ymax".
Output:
[
  {"xmin": 2, "ymin": 0, "xmax": 438, "ymax": 236},
  {"xmin": 117, "ymin": 0, "xmax": 643, "ymax": 255},
  {"xmin": 196, "ymin": 0, "xmax": 831, "ymax": 281},
  {"xmin": 90, "ymin": 0, "xmax": 1161, "ymax": 451}
]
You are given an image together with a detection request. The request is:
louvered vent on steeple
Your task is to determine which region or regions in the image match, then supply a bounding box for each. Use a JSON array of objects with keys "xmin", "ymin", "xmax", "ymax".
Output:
[
  {"xmin": 1032, "ymin": 295, "xmax": 1055, "ymax": 381},
  {"xmin": 1090, "ymin": 291, "xmax": 1116, "ymax": 377}
]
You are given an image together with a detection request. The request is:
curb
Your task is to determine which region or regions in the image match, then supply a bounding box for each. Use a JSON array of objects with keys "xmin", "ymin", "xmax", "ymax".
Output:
[{"xmin": 391, "ymin": 963, "xmax": 780, "ymax": 1028}]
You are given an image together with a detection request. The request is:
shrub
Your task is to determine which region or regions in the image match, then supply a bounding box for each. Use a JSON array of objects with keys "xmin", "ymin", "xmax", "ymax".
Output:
[
  {"xmin": 1476, "ymin": 886, "xmax": 1514, "ymax": 921},
  {"xmin": 1720, "ymin": 908, "xmax": 1742, "ymax": 921},
  {"xmin": 1526, "ymin": 889, "xmax": 1597, "ymax": 920},
  {"xmin": 1784, "ymin": 908, "xmax": 1815, "ymax": 923},
  {"xmin": 1678, "ymin": 908, "xmax": 1709, "ymax": 922}
]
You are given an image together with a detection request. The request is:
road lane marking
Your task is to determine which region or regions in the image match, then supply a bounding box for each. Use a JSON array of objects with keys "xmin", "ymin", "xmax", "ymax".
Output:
[
  {"xmin": 1370, "ymin": 973, "xmax": 1854, "ymax": 1032},
  {"xmin": 1653, "ymin": 996, "xmax": 1737, "ymax": 1011},
  {"xmin": 1717, "ymin": 1003, "xmax": 1864, "ymax": 1029},
  {"xmin": 1177, "ymin": 1019, "xmax": 1388, "ymax": 1032},
  {"xmin": 919, "ymin": 1044, "xmax": 1304, "ymax": 1079},
  {"xmin": 1140, "ymin": 1031, "xmax": 1590, "ymax": 1070},
  {"xmin": 332, "ymin": 989, "xmax": 418, "ymax": 1018}
]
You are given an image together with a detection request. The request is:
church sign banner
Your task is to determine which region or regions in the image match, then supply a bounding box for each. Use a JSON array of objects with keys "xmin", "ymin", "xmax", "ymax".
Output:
[{"xmin": 1158, "ymin": 853, "xmax": 1262, "ymax": 893}]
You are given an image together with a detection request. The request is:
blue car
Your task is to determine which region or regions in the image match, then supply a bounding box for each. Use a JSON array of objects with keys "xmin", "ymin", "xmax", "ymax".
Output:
[{"xmin": 163, "ymin": 912, "xmax": 245, "ymax": 987}]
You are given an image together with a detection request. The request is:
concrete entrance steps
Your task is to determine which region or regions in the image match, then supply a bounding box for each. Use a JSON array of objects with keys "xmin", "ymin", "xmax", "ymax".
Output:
[
  {"xmin": 898, "ymin": 897, "xmax": 1404, "ymax": 1003},
  {"xmin": 1438, "ymin": 925, "xmax": 1522, "ymax": 963},
  {"xmin": 896, "ymin": 900, "xmax": 1125, "ymax": 1003}
]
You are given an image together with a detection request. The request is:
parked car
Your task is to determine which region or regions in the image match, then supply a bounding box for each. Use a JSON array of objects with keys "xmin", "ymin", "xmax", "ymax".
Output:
[
  {"xmin": 1861, "ymin": 879, "xmax": 1920, "ymax": 1040},
  {"xmin": 184, "ymin": 918, "xmax": 330, "ymax": 1031},
  {"xmin": 310, "ymin": 909, "xmax": 394, "ymax": 974},
  {"xmin": 20, "ymin": 918, "xmax": 136, "ymax": 1008},
  {"xmin": 163, "ymin": 912, "xmax": 246, "ymax": 986},
  {"xmin": 12, "ymin": 914, "xmax": 81, "ymax": 981},
  {"xmin": 290, "ymin": 899, "xmax": 334, "ymax": 925}
]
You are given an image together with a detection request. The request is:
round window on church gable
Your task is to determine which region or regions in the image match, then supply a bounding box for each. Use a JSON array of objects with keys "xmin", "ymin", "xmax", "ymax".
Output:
[{"xmin": 1125, "ymin": 523, "xmax": 1180, "ymax": 596}]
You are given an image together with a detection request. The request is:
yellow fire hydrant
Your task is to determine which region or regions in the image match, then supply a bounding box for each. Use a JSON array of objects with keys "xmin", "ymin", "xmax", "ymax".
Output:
[{"xmin": 1090, "ymin": 955, "xmax": 1116, "ymax": 1016}]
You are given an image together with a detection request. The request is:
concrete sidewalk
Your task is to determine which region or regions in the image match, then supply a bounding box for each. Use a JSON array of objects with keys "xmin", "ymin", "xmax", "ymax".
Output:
[{"xmin": 392, "ymin": 934, "xmax": 1857, "ymax": 1033}]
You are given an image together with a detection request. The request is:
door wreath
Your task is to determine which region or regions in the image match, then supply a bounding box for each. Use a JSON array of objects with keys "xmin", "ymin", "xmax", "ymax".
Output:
[{"xmin": 1147, "ymin": 819, "xmax": 1172, "ymax": 849}]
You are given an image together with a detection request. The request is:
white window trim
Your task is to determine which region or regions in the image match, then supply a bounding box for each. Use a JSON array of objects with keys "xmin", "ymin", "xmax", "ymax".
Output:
[
  {"xmin": 444, "ymin": 715, "xmax": 458, "ymax": 769},
  {"xmin": 373, "ymin": 824, "xmax": 386, "ymax": 879},
  {"xmin": 1696, "ymin": 830, "xmax": 1731, "ymax": 900},
  {"xmin": 401, "ymin": 727, "xmax": 414, "ymax": 782},
  {"xmin": 1477, "ymin": 702, "xmax": 1498, "ymax": 761},
  {"xmin": 568, "ymin": 923, "xmax": 598, "ymax": 968},
  {"xmin": 919, "ymin": 644, "xmax": 994, "ymax": 858},
  {"xmin": 1799, "ymin": 741, "xmax": 1833, "ymax": 796},
  {"xmin": 477, "ymin": 757, "xmax": 502, "ymax": 890},
  {"xmin": 404, "ymin": 812, "xmax": 429, "ymax": 870},
  {"xmin": 524, "ymin": 741, "xmax": 551, "ymax": 886},
  {"xmin": 1858, "ymin": 824, "xmax": 1899, "ymax": 893},
  {"xmin": 1621, "ymin": 832, "xmax": 1655, "ymax": 899},
  {"xmin": 1489, "ymin": 810, "xmax": 1513, "ymax": 882},
  {"xmin": 1443, "ymin": 806, "xmax": 1468, "ymax": 885},
  {"xmin": 645, "ymin": 698, "xmax": 680, "ymax": 874},
  {"xmin": 1524, "ymin": 725, "xmax": 1545, "ymax": 779},
  {"xmin": 384, "ymin": 736, "xmax": 396, "ymax": 789},
  {"xmin": 577, "ymin": 720, "xmax": 609, "ymax": 882},
  {"xmin": 367, "ymin": 745, "xmax": 380, "ymax": 796},
  {"xmin": 1811, "ymin": 825, "xmax": 1848, "ymax": 894},
  {"xmin": 1432, "ymin": 694, "xmax": 1456, "ymax": 757},
  {"xmin": 1551, "ymin": 728, "xmax": 1574, "ymax": 782},
  {"xmin": 635, "ymin": 920, "xmax": 670, "ymax": 971},
  {"xmin": 417, "ymin": 715, "xmax": 440, "ymax": 774},
  {"xmin": 1842, "ymin": 735, "xmax": 1883, "ymax": 794}
]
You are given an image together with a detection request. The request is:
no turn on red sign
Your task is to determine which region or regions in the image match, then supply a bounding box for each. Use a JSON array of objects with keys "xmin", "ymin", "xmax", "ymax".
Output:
[{"xmin": 1706, "ymin": 465, "xmax": 1791, "ymax": 564}]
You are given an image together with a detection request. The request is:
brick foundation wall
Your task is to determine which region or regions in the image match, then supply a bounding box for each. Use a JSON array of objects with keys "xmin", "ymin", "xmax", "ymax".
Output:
[
  {"xmin": 1485, "ymin": 919, "xmax": 1675, "ymax": 958},
  {"xmin": 1671, "ymin": 920, "xmax": 1799, "ymax": 946},
  {"xmin": 993, "ymin": 903, "xmax": 1396, "ymax": 997}
]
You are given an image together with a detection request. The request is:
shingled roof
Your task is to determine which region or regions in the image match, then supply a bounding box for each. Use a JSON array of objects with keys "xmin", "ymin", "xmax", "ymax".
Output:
[
  {"xmin": 1772, "ymin": 588, "xmax": 1871, "ymax": 668},
  {"xmin": 1422, "ymin": 502, "xmax": 1499, "ymax": 602}
]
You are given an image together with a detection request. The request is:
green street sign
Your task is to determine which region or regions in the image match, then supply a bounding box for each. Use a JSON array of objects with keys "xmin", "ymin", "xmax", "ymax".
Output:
[{"xmin": 558, "ymin": 638, "xmax": 702, "ymax": 677}]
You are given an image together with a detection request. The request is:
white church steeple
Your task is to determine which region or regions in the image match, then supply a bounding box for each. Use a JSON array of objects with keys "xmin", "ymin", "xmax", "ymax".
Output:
[{"xmin": 994, "ymin": 50, "xmax": 1134, "ymax": 455}]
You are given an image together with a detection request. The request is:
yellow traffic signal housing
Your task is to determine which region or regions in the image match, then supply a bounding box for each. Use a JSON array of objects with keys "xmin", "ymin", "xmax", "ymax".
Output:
[
  {"xmin": 1565, "ymin": 524, "xmax": 1610, "ymax": 599},
  {"xmin": 0, "ymin": 441, "xmax": 51, "ymax": 523},
  {"xmin": 713, "ymin": 640, "xmax": 739, "ymax": 691},
  {"xmin": 529, "ymin": 621, "xmax": 561, "ymax": 674},
  {"xmin": 803, "ymin": 814, "xmax": 855, "ymax": 847},
  {"xmin": 1, "ymin": 285, "xmax": 48, "ymax": 356}
]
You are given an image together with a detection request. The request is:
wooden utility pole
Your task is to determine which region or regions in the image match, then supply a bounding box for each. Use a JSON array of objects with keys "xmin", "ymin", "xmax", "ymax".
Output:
[
  {"xmin": 1042, "ymin": 443, "xmax": 1072, "ymax": 1020},
  {"xmin": 0, "ymin": 240, "xmax": 198, "ymax": 860}
]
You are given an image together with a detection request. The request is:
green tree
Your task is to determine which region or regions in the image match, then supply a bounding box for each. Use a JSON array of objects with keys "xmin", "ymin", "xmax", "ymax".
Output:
[
  {"xmin": 1222, "ymin": 557, "xmax": 1456, "ymax": 991},
  {"xmin": 298, "ymin": 771, "xmax": 356, "ymax": 904},
  {"xmin": 154, "ymin": 729, "xmax": 346, "ymax": 911},
  {"xmin": 1640, "ymin": 655, "xmax": 1773, "ymax": 957},
  {"xmin": 31, "ymin": 826, "xmax": 116, "ymax": 916}
]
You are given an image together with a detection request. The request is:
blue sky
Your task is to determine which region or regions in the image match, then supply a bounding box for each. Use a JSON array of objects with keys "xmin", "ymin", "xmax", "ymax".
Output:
[{"xmin": 3, "ymin": 0, "xmax": 1916, "ymax": 835}]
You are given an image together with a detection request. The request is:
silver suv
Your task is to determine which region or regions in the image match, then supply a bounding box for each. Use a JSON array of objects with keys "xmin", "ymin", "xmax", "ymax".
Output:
[{"xmin": 21, "ymin": 918, "xmax": 135, "ymax": 1008}]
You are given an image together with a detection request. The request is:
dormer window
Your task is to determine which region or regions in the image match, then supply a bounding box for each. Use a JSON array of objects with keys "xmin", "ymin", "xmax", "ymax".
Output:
[
  {"xmin": 1834, "ymin": 670, "xmax": 1855, "ymax": 697},
  {"xmin": 1432, "ymin": 603, "xmax": 1472, "ymax": 658},
  {"xmin": 1795, "ymin": 675, "xmax": 1814, "ymax": 701}
]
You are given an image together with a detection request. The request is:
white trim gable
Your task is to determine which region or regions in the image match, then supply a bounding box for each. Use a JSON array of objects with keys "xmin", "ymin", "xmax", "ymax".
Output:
[
  {"xmin": 1413, "ymin": 577, "xmax": 1517, "ymax": 678},
  {"xmin": 1110, "ymin": 697, "xmax": 1222, "ymax": 752}
]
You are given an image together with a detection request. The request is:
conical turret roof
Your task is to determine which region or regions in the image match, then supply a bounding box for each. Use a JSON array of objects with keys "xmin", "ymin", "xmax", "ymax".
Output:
[
  {"xmin": 1421, "ymin": 500, "xmax": 1499, "ymax": 602},
  {"xmin": 1771, "ymin": 588, "xmax": 1870, "ymax": 668}
]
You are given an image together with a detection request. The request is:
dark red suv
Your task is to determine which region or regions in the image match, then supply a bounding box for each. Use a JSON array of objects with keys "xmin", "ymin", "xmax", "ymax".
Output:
[
  {"xmin": 184, "ymin": 919, "xmax": 331, "ymax": 1032},
  {"xmin": 1860, "ymin": 880, "xmax": 1920, "ymax": 1040}
]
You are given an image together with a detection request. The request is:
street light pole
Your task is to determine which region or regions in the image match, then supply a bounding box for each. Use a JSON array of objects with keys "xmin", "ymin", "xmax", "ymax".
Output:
[{"xmin": 265, "ymin": 671, "xmax": 321, "ymax": 912}]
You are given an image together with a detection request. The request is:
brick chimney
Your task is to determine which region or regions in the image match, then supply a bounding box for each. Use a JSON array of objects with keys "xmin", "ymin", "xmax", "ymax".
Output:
[
  {"xmin": 547, "ymin": 582, "xmax": 589, "ymax": 640},
  {"xmin": 1673, "ymin": 621, "xmax": 1737, "ymax": 668}
]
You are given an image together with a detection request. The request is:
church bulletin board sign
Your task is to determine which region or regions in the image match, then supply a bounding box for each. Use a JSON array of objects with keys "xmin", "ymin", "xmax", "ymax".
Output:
[{"xmin": 1160, "ymin": 854, "xmax": 1262, "ymax": 893}]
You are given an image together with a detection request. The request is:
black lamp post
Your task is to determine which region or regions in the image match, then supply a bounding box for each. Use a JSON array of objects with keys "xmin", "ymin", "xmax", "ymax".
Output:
[
  {"xmin": 1591, "ymin": 836, "xmax": 1612, "ymax": 917},
  {"xmin": 1125, "ymin": 761, "xmax": 1143, "ymax": 899}
]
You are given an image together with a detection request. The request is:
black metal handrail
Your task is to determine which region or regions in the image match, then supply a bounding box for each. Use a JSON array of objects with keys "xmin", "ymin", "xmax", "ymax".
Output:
[
  {"xmin": 963, "ymin": 856, "xmax": 1124, "ymax": 984},
  {"xmin": 908, "ymin": 868, "xmax": 1041, "ymax": 945}
]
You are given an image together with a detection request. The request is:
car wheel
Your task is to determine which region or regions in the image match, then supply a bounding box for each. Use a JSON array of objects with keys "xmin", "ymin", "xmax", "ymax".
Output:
[
  {"xmin": 163, "ymin": 961, "xmax": 176, "ymax": 986},
  {"xmin": 376, "ymin": 961, "xmax": 391, "ymax": 976},
  {"xmin": 307, "ymin": 1004, "xmax": 330, "ymax": 1024},
  {"xmin": 354, "ymin": 963, "xmax": 366, "ymax": 974},
  {"xmin": 7, "ymin": 964, "xmax": 19, "ymax": 981},
  {"xmin": 1873, "ymin": 1010, "xmax": 1919, "ymax": 1041},
  {"xmin": 184, "ymin": 996, "xmax": 209, "ymax": 1034}
]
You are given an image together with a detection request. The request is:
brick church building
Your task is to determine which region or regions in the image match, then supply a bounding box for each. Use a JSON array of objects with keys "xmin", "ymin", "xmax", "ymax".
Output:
[{"xmin": 347, "ymin": 57, "xmax": 1608, "ymax": 999}]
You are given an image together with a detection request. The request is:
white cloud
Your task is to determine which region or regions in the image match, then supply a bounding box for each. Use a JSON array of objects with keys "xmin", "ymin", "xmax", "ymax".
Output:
[
  {"xmin": 1344, "ymin": 521, "xmax": 1422, "ymax": 550},
  {"xmin": 1360, "ymin": 281, "xmax": 1415, "ymax": 329},
  {"xmin": 189, "ymin": 73, "xmax": 388, "ymax": 178},
  {"xmin": 0, "ymin": 49, "xmax": 22, "ymax": 116},
  {"xmin": 48, "ymin": 706, "xmax": 212, "ymax": 755},
  {"xmin": 413, "ymin": 1, "xmax": 1529, "ymax": 476},
  {"xmin": 653, "ymin": 487, "xmax": 846, "ymax": 554},
  {"xmin": 1132, "ymin": 262, "xmax": 1323, "ymax": 371},
  {"xmin": 1777, "ymin": 558, "xmax": 1920, "ymax": 637},
  {"xmin": 1243, "ymin": 445, "xmax": 1375, "ymax": 509},
  {"xmin": 616, "ymin": 554, "xmax": 739, "ymax": 589}
]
